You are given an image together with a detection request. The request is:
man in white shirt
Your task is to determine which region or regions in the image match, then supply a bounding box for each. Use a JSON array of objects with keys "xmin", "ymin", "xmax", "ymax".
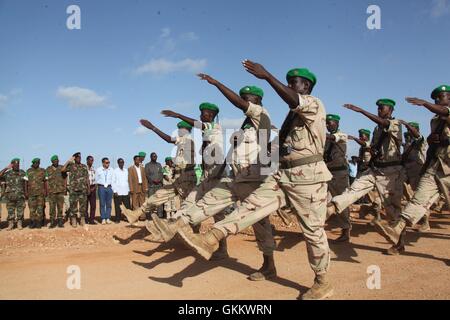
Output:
[
  {"xmin": 95, "ymin": 157, "xmax": 114, "ymax": 224},
  {"xmin": 112, "ymin": 158, "xmax": 131, "ymax": 223}
]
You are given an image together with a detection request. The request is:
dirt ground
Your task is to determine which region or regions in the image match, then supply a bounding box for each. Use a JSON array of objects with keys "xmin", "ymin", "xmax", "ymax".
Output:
[{"xmin": 0, "ymin": 202, "xmax": 449, "ymax": 300}]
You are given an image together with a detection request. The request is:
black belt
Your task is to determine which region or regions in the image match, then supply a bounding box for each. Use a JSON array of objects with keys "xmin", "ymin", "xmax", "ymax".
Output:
[
  {"xmin": 328, "ymin": 165, "xmax": 348, "ymax": 172},
  {"xmin": 279, "ymin": 154, "xmax": 323, "ymax": 169},
  {"xmin": 373, "ymin": 161, "xmax": 403, "ymax": 168}
]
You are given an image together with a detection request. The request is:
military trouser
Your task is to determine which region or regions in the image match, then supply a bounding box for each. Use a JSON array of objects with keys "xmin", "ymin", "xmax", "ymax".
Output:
[
  {"xmin": 178, "ymin": 178, "xmax": 276, "ymax": 256},
  {"xmin": 5, "ymin": 193, "xmax": 25, "ymax": 221},
  {"xmin": 28, "ymin": 195, "xmax": 45, "ymax": 221},
  {"xmin": 401, "ymin": 169, "xmax": 450, "ymax": 225},
  {"xmin": 213, "ymin": 174, "xmax": 331, "ymax": 276},
  {"xmin": 140, "ymin": 171, "xmax": 197, "ymax": 214},
  {"xmin": 48, "ymin": 192, "xmax": 65, "ymax": 219},
  {"xmin": 332, "ymin": 165, "xmax": 406, "ymax": 222},
  {"xmin": 69, "ymin": 191, "xmax": 87, "ymax": 218},
  {"xmin": 403, "ymin": 162, "xmax": 422, "ymax": 201},
  {"xmin": 148, "ymin": 185, "xmax": 163, "ymax": 216},
  {"xmin": 327, "ymin": 169, "xmax": 351, "ymax": 229}
]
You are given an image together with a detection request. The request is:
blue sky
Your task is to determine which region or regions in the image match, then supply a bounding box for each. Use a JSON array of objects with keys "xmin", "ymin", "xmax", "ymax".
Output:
[{"xmin": 1, "ymin": 0, "xmax": 450, "ymax": 169}]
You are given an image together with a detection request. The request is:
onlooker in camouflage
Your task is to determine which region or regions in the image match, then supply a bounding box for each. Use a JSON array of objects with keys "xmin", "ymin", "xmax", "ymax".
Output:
[
  {"xmin": 46, "ymin": 155, "xmax": 67, "ymax": 228},
  {"xmin": 25, "ymin": 158, "xmax": 48, "ymax": 229},
  {"xmin": 0, "ymin": 158, "xmax": 27, "ymax": 231},
  {"xmin": 62, "ymin": 152, "xmax": 89, "ymax": 228}
]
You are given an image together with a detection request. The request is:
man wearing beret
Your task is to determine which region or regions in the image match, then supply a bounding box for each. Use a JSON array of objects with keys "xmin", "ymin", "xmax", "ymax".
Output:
[
  {"xmin": 46, "ymin": 155, "xmax": 67, "ymax": 228},
  {"xmin": 0, "ymin": 159, "xmax": 27, "ymax": 230},
  {"xmin": 324, "ymin": 114, "xmax": 351, "ymax": 242},
  {"xmin": 25, "ymin": 158, "xmax": 48, "ymax": 229},
  {"xmin": 138, "ymin": 151, "xmax": 146, "ymax": 168},
  {"xmin": 374, "ymin": 85, "xmax": 450, "ymax": 253},
  {"xmin": 328, "ymin": 99, "xmax": 407, "ymax": 255},
  {"xmin": 122, "ymin": 120, "xmax": 197, "ymax": 231},
  {"xmin": 62, "ymin": 153, "xmax": 90, "ymax": 227},
  {"xmin": 152, "ymin": 74, "xmax": 277, "ymax": 274},
  {"xmin": 161, "ymin": 156, "xmax": 177, "ymax": 218},
  {"xmin": 177, "ymin": 61, "xmax": 334, "ymax": 300}
]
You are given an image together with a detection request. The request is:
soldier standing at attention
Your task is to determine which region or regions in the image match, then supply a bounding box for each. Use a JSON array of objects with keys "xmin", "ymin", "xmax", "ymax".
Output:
[
  {"xmin": 324, "ymin": 114, "xmax": 351, "ymax": 243},
  {"xmin": 178, "ymin": 61, "xmax": 334, "ymax": 300},
  {"xmin": 327, "ymin": 99, "xmax": 407, "ymax": 255},
  {"xmin": 138, "ymin": 152, "xmax": 146, "ymax": 168},
  {"xmin": 26, "ymin": 158, "xmax": 48, "ymax": 229},
  {"xmin": 0, "ymin": 159, "xmax": 27, "ymax": 230},
  {"xmin": 46, "ymin": 155, "xmax": 67, "ymax": 228},
  {"xmin": 62, "ymin": 152, "xmax": 90, "ymax": 228},
  {"xmin": 374, "ymin": 85, "xmax": 450, "ymax": 252}
]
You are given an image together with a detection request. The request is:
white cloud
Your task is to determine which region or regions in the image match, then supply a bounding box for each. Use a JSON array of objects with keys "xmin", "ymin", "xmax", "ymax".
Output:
[
  {"xmin": 160, "ymin": 27, "xmax": 171, "ymax": 38},
  {"xmin": 180, "ymin": 32, "xmax": 199, "ymax": 41},
  {"xmin": 221, "ymin": 118, "xmax": 245, "ymax": 129},
  {"xmin": 134, "ymin": 58, "xmax": 207, "ymax": 75},
  {"xmin": 0, "ymin": 89, "xmax": 22, "ymax": 111},
  {"xmin": 431, "ymin": 0, "xmax": 450, "ymax": 17},
  {"xmin": 0, "ymin": 94, "xmax": 8, "ymax": 111},
  {"xmin": 134, "ymin": 126, "xmax": 149, "ymax": 135},
  {"xmin": 57, "ymin": 86, "xmax": 108, "ymax": 108}
]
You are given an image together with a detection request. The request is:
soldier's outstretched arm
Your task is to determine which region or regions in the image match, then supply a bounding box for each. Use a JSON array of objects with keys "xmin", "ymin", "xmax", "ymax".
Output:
[
  {"xmin": 140, "ymin": 119, "xmax": 175, "ymax": 144},
  {"xmin": 197, "ymin": 73, "xmax": 249, "ymax": 112},
  {"xmin": 61, "ymin": 157, "xmax": 74, "ymax": 173},
  {"xmin": 399, "ymin": 120, "xmax": 421, "ymax": 139},
  {"xmin": 161, "ymin": 110, "xmax": 206, "ymax": 130},
  {"xmin": 343, "ymin": 104, "xmax": 390, "ymax": 128},
  {"xmin": 348, "ymin": 135, "xmax": 366, "ymax": 147},
  {"xmin": 242, "ymin": 59, "xmax": 299, "ymax": 107},
  {"xmin": 405, "ymin": 97, "xmax": 449, "ymax": 117}
]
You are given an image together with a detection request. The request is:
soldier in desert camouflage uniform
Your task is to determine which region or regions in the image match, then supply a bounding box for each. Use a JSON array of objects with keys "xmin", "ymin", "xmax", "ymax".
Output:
[
  {"xmin": 46, "ymin": 155, "xmax": 67, "ymax": 228},
  {"xmin": 0, "ymin": 158, "xmax": 27, "ymax": 230},
  {"xmin": 26, "ymin": 158, "xmax": 48, "ymax": 229},
  {"xmin": 62, "ymin": 152, "xmax": 89, "ymax": 228}
]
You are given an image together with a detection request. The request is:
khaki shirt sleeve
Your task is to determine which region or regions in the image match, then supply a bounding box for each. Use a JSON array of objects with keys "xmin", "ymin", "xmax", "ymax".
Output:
[
  {"xmin": 244, "ymin": 102, "xmax": 263, "ymax": 127},
  {"xmin": 333, "ymin": 132, "xmax": 348, "ymax": 143},
  {"xmin": 291, "ymin": 94, "xmax": 320, "ymax": 124}
]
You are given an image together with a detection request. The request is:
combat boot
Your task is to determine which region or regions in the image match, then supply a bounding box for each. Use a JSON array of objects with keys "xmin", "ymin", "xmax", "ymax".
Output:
[
  {"xmin": 249, "ymin": 254, "xmax": 277, "ymax": 281},
  {"xmin": 152, "ymin": 214, "xmax": 186, "ymax": 242},
  {"xmin": 145, "ymin": 220, "xmax": 162, "ymax": 240},
  {"xmin": 58, "ymin": 218, "xmax": 64, "ymax": 228},
  {"xmin": 17, "ymin": 220, "xmax": 23, "ymax": 230},
  {"xmin": 35, "ymin": 220, "xmax": 42, "ymax": 229},
  {"xmin": 7, "ymin": 220, "xmax": 14, "ymax": 231},
  {"xmin": 417, "ymin": 215, "xmax": 430, "ymax": 232},
  {"xmin": 29, "ymin": 220, "xmax": 35, "ymax": 229},
  {"xmin": 49, "ymin": 218, "xmax": 57, "ymax": 229},
  {"xmin": 178, "ymin": 228, "xmax": 225, "ymax": 260},
  {"xmin": 333, "ymin": 228, "xmax": 351, "ymax": 243},
  {"xmin": 121, "ymin": 205, "xmax": 144, "ymax": 225},
  {"xmin": 79, "ymin": 216, "xmax": 86, "ymax": 227},
  {"xmin": 373, "ymin": 218, "xmax": 407, "ymax": 245},
  {"xmin": 298, "ymin": 274, "xmax": 334, "ymax": 300},
  {"xmin": 70, "ymin": 216, "xmax": 77, "ymax": 228},
  {"xmin": 210, "ymin": 238, "xmax": 229, "ymax": 261}
]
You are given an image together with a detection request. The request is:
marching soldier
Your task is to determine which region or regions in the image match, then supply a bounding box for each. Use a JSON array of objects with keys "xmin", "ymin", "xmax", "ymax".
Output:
[
  {"xmin": 46, "ymin": 155, "xmax": 67, "ymax": 228},
  {"xmin": 151, "ymin": 75, "xmax": 277, "ymax": 274},
  {"xmin": 0, "ymin": 159, "xmax": 27, "ymax": 230},
  {"xmin": 324, "ymin": 114, "xmax": 351, "ymax": 242},
  {"xmin": 26, "ymin": 158, "xmax": 47, "ymax": 229},
  {"xmin": 0, "ymin": 176, "xmax": 5, "ymax": 230},
  {"xmin": 328, "ymin": 99, "xmax": 407, "ymax": 255},
  {"xmin": 177, "ymin": 61, "xmax": 334, "ymax": 300},
  {"xmin": 374, "ymin": 85, "xmax": 450, "ymax": 252},
  {"xmin": 161, "ymin": 156, "xmax": 178, "ymax": 218},
  {"xmin": 62, "ymin": 152, "xmax": 90, "ymax": 227}
]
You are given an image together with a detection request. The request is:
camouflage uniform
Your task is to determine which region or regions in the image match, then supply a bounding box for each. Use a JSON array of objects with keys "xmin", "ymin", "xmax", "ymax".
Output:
[
  {"xmin": 403, "ymin": 135, "xmax": 427, "ymax": 200},
  {"xmin": 325, "ymin": 131, "xmax": 350, "ymax": 230},
  {"xmin": 177, "ymin": 102, "xmax": 276, "ymax": 256},
  {"xmin": 25, "ymin": 167, "xmax": 47, "ymax": 222},
  {"xmin": 211, "ymin": 94, "xmax": 333, "ymax": 276},
  {"xmin": 161, "ymin": 164, "xmax": 178, "ymax": 218},
  {"xmin": 46, "ymin": 165, "xmax": 66, "ymax": 219},
  {"xmin": 65, "ymin": 163, "xmax": 88, "ymax": 218},
  {"xmin": 332, "ymin": 119, "xmax": 406, "ymax": 222},
  {"xmin": 3, "ymin": 169, "xmax": 27, "ymax": 222}
]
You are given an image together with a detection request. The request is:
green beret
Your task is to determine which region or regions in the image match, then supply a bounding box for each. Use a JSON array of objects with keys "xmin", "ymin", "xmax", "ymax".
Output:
[
  {"xmin": 177, "ymin": 121, "xmax": 193, "ymax": 130},
  {"xmin": 165, "ymin": 157, "xmax": 172, "ymax": 162},
  {"xmin": 431, "ymin": 85, "xmax": 450, "ymax": 100},
  {"xmin": 376, "ymin": 98, "xmax": 396, "ymax": 109},
  {"xmin": 239, "ymin": 86, "xmax": 264, "ymax": 98},
  {"xmin": 408, "ymin": 122, "xmax": 420, "ymax": 129},
  {"xmin": 199, "ymin": 102, "xmax": 219, "ymax": 113},
  {"xmin": 138, "ymin": 152, "xmax": 146, "ymax": 157},
  {"xmin": 11, "ymin": 158, "xmax": 20, "ymax": 163},
  {"xmin": 326, "ymin": 114, "xmax": 340, "ymax": 122},
  {"xmin": 359, "ymin": 129, "xmax": 371, "ymax": 137},
  {"xmin": 50, "ymin": 155, "xmax": 58, "ymax": 162},
  {"xmin": 32, "ymin": 158, "xmax": 40, "ymax": 164},
  {"xmin": 286, "ymin": 68, "xmax": 317, "ymax": 86}
]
